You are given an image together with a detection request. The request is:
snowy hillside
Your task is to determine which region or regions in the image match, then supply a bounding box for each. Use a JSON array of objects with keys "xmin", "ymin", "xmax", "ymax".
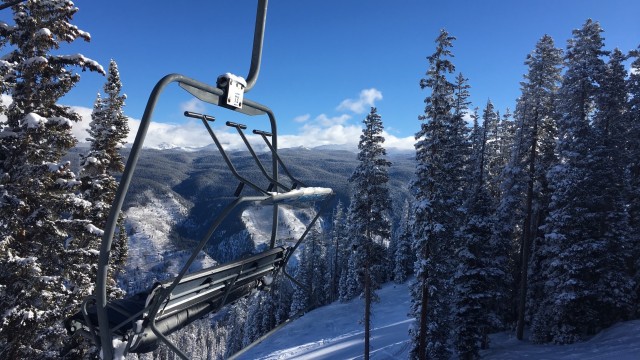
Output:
[
  {"xmin": 237, "ymin": 281, "xmax": 640, "ymax": 360},
  {"xmin": 241, "ymin": 205, "xmax": 322, "ymax": 248},
  {"xmin": 121, "ymin": 190, "xmax": 217, "ymax": 294}
]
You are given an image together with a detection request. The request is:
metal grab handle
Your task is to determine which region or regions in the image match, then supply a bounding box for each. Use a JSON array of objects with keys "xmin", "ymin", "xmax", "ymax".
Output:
[{"xmin": 245, "ymin": 0, "xmax": 268, "ymax": 93}]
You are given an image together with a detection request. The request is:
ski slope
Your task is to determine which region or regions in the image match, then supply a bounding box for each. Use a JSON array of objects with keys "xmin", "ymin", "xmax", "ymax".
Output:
[
  {"xmin": 237, "ymin": 282, "xmax": 412, "ymax": 360},
  {"xmin": 238, "ymin": 281, "xmax": 640, "ymax": 360}
]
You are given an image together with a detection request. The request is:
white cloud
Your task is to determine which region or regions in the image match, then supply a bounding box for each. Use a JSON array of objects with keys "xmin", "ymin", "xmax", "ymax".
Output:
[
  {"xmin": 381, "ymin": 132, "xmax": 415, "ymax": 151},
  {"xmin": 337, "ymin": 88, "xmax": 383, "ymax": 114},
  {"xmin": 180, "ymin": 98, "xmax": 206, "ymax": 114},
  {"xmin": 70, "ymin": 105, "xmax": 93, "ymax": 142},
  {"xmin": 125, "ymin": 117, "xmax": 242, "ymax": 150},
  {"xmin": 69, "ymin": 106, "xmax": 415, "ymax": 153},
  {"xmin": 463, "ymin": 112, "xmax": 473, "ymax": 126},
  {"xmin": 279, "ymin": 123, "xmax": 362, "ymax": 150},
  {"xmin": 288, "ymin": 113, "xmax": 358, "ymax": 147},
  {"xmin": 71, "ymin": 105, "xmax": 220, "ymax": 150},
  {"xmin": 315, "ymin": 114, "xmax": 351, "ymax": 127},
  {"xmin": 293, "ymin": 114, "xmax": 311, "ymax": 123}
]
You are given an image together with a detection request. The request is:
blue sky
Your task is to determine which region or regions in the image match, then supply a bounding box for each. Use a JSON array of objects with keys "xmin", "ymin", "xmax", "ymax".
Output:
[{"xmin": 3, "ymin": 0, "xmax": 640, "ymax": 150}]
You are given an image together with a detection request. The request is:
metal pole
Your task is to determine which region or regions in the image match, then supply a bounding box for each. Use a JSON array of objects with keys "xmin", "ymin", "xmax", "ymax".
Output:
[
  {"xmin": 96, "ymin": 73, "xmax": 180, "ymax": 360},
  {"xmin": 0, "ymin": 0, "xmax": 24, "ymax": 11},
  {"xmin": 245, "ymin": 0, "xmax": 268, "ymax": 93}
]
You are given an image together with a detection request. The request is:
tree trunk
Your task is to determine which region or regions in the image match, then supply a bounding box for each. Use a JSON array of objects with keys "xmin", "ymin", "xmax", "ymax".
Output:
[
  {"xmin": 417, "ymin": 274, "xmax": 429, "ymax": 360},
  {"xmin": 364, "ymin": 260, "xmax": 371, "ymax": 360},
  {"xmin": 334, "ymin": 234, "xmax": 339, "ymax": 302},
  {"xmin": 517, "ymin": 112, "xmax": 538, "ymax": 340}
]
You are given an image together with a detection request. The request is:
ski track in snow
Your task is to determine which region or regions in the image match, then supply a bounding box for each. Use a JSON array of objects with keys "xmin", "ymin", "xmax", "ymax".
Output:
[
  {"xmin": 238, "ymin": 282, "xmax": 413, "ymax": 360},
  {"xmin": 239, "ymin": 280, "xmax": 640, "ymax": 360}
]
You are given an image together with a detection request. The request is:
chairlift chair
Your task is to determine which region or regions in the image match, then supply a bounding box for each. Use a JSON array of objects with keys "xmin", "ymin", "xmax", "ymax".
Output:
[{"xmin": 66, "ymin": 1, "xmax": 334, "ymax": 359}]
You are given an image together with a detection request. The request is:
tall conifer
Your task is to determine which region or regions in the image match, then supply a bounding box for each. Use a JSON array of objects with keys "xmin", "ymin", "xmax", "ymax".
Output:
[
  {"xmin": 410, "ymin": 29, "xmax": 467, "ymax": 360},
  {"xmin": 79, "ymin": 59, "xmax": 129, "ymax": 299},
  {"xmin": 0, "ymin": 1, "xmax": 104, "ymax": 357},
  {"xmin": 346, "ymin": 107, "xmax": 391, "ymax": 360}
]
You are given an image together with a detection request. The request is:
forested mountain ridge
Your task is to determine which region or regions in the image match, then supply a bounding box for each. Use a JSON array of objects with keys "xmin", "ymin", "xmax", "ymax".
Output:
[{"xmin": 68, "ymin": 146, "xmax": 415, "ymax": 262}]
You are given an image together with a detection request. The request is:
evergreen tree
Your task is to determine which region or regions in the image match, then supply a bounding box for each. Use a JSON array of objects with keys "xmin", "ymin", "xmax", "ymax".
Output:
[
  {"xmin": 469, "ymin": 107, "xmax": 482, "ymax": 159},
  {"xmin": 329, "ymin": 201, "xmax": 349, "ymax": 303},
  {"xmin": 78, "ymin": 59, "xmax": 129, "ymax": 301},
  {"xmin": 496, "ymin": 109, "xmax": 516, "ymax": 176},
  {"xmin": 410, "ymin": 29, "xmax": 467, "ymax": 360},
  {"xmin": 0, "ymin": 1, "xmax": 104, "ymax": 357},
  {"xmin": 499, "ymin": 34, "xmax": 564, "ymax": 340},
  {"xmin": 454, "ymin": 97, "xmax": 510, "ymax": 359},
  {"xmin": 290, "ymin": 236, "xmax": 313, "ymax": 316},
  {"xmin": 628, "ymin": 46, "xmax": 640, "ymax": 314},
  {"xmin": 535, "ymin": 19, "xmax": 632, "ymax": 344},
  {"xmin": 454, "ymin": 186, "xmax": 495, "ymax": 360},
  {"xmin": 453, "ymin": 72, "xmax": 471, "ymax": 122},
  {"xmin": 339, "ymin": 245, "xmax": 361, "ymax": 301},
  {"xmin": 482, "ymin": 100, "xmax": 502, "ymax": 199},
  {"xmin": 346, "ymin": 107, "xmax": 392, "ymax": 360},
  {"xmin": 290, "ymin": 228, "xmax": 328, "ymax": 316},
  {"xmin": 393, "ymin": 199, "xmax": 415, "ymax": 283}
]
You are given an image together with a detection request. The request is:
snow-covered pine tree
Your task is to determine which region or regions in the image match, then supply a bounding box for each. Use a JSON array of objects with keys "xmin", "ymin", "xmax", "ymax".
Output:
[
  {"xmin": 453, "ymin": 98, "xmax": 503, "ymax": 358},
  {"xmin": 453, "ymin": 73, "xmax": 471, "ymax": 121},
  {"xmin": 329, "ymin": 201, "xmax": 349, "ymax": 302},
  {"xmin": 79, "ymin": 59, "xmax": 129, "ymax": 299},
  {"xmin": 410, "ymin": 29, "xmax": 468, "ymax": 360},
  {"xmin": 345, "ymin": 106, "xmax": 392, "ymax": 360},
  {"xmin": 243, "ymin": 292, "xmax": 265, "ymax": 347},
  {"xmin": 0, "ymin": 1, "xmax": 105, "ymax": 357},
  {"xmin": 339, "ymin": 244, "xmax": 359, "ymax": 301},
  {"xmin": 224, "ymin": 298, "xmax": 250, "ymax": 358},
  {"xmin": 496, "ymin": 34, "xmax": 564, "ymax": 340},
  {"xmin": 535, "ymin": 20, "xmax": 632, "ymax": 344},
  {"xmin": 496, "ymin": 109, "xmax": 516, "ymax": 170},
  {"xmin": 310, "ymin": 228, "xmax": 329, "ymax": 308},
  {"xmin": 393, "ymin": 199, "xmax": 415, "ymax": 283},
  {"xmin": 290, "ymin": 228, "xmax": 327, "ymax": 315},
  {"xmin": 453, "ymin": 73, "xmax": 474, "ymax": 198},
  {"xmin": 454, "ymin": 185, "xmax": 496, "ymax": 360},
  {"xmin": 290, "ymin": 236, "xmax": 313, "ymax": 316},
  {"xmin": 584, "ymin": 47, "xmax": 635, "ymax": 322},
  {"xmin": 468, "ymin": 107, "xmax": 482, "ymax": 156},
  {"xmin": 628, "ymin": 46, "xmax": 640, "ymax": 314},
  {"xmin": 481, "ymin": 100, "xmax": 502, "ymax": 200},
  {"xmin": 454, "ymin": 89, "xmax": 517, "ymax": 359}
]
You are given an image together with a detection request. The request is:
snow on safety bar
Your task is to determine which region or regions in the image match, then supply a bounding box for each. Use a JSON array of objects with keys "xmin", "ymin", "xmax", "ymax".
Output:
[
  {"xmin": 217, "ymin": 73, "xmax": 246, "ymax": 109},
  {"xmin": 262, "ymin": 187, "xmax": 333, "ymax": 205}
]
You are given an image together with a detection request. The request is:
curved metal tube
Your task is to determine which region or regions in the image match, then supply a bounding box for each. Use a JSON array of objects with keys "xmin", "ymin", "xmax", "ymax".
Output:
[{"xmin": 245, "ymin": 0, "xmax": 268, "ymax": 92}]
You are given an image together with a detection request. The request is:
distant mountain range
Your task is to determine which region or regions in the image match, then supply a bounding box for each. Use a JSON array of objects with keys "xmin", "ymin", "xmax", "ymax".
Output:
[{"xmin": 67, "ymin": 146, "xmax": 415, "ymax": 265}]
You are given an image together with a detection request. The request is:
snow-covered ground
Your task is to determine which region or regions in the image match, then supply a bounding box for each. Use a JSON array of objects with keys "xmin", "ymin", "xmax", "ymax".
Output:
[
  {"xmin": 238, "ymin": 281, "xmax": 640, "ymax": 360},
  {"xmin": 482, "ymin": 321, "xmax": 640, "ymax": 360},
  {"xmin": 122, "ymin": 190, "xmax": 216, "ymax": 293},
  {"xmin": 238, "ymin": 281, "xmax": 412, "ymax": 360}
]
